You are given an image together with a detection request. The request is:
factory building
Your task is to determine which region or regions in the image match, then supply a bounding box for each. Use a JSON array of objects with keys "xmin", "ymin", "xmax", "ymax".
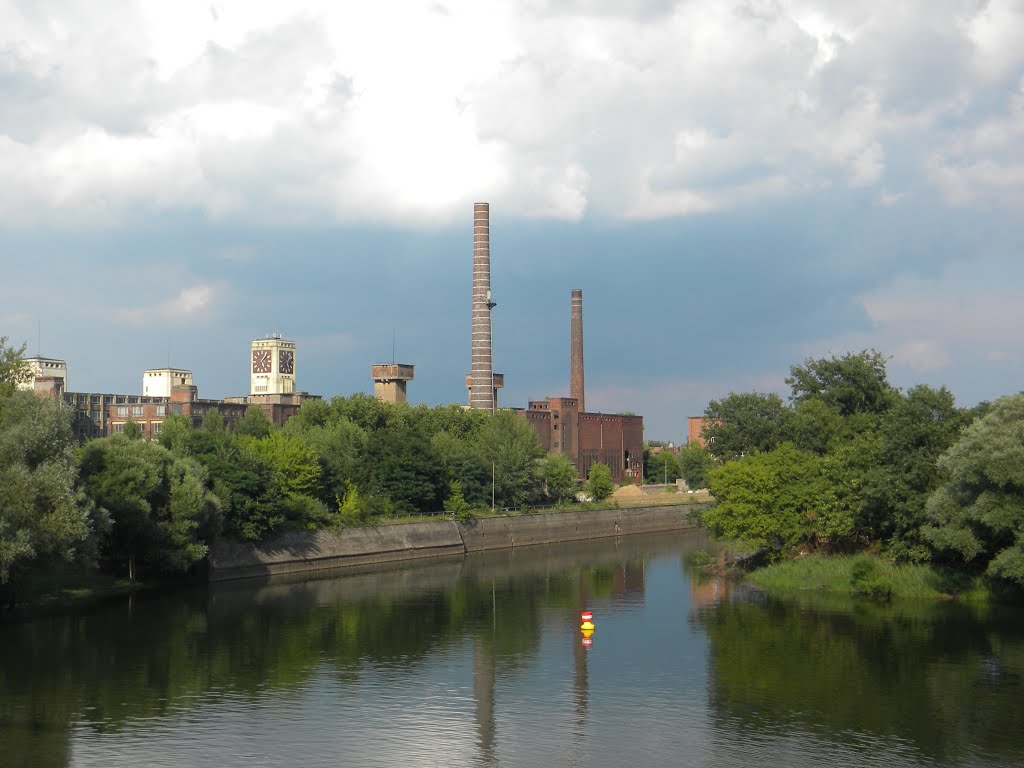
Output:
[{"xmin": 21, "ymin": 335, "xmax": 316, "ymax": 442}]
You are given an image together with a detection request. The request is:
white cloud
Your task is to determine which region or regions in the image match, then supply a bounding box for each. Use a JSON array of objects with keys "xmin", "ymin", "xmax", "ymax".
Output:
[
  {"xmin": 0, "ymin": 1, "xmax": 1021, "ymax": 227},
  {"xmin": 113, "ymin": 282, "xmax": 221, "ymax": 326},
  {"xmin": 809, "ymin": 259, "xmax": 1024, "ymax": 377}
]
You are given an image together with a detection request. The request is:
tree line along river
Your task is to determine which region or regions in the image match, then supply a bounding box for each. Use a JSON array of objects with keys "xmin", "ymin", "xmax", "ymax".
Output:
[{"xmin": 2, "ymin": 530, "xmax": 1022, "ymax": 768}]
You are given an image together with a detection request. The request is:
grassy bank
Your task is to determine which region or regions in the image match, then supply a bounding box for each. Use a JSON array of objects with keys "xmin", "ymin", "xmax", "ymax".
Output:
[{"xmin": 747, "ymin": 553, "xmax": 990, "ymax": 601}]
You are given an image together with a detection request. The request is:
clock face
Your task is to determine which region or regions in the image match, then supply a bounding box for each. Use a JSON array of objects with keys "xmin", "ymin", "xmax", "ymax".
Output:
[
  {"xmin": 279, "ymin": 350, "xmax": 294, "ymax": 375},
  {"xmin": 252, "ymin": 350, "xmax": 272, "ymax": 374}
]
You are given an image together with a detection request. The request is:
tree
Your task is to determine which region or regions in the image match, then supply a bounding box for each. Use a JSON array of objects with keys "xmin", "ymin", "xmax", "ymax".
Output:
[
  {"xmin": 78, "ymin": 435, "xmax": 216, "ymax": 573},
  {"xmin": 360, "ymin": 426, "xmax": 444, "ymax": 515},
  {"xmin": 704, "ymin": 443, "xmax": 843, "ymax": 554},
  {"xmin": 866, "ymin": 385, "xmax": 969, "ymax": 559},
  {"xmin": 157, "ymin": 413, "xmax": 194, "ymax": 456},
  {"xmin": 476, "ymin": 410, "xmax": 545, "ymax": 509},
  {"xmin": 585, "ymin": 463, "xmax": 615, "ymax": 502},
  {"xmin": 786, "ymin": 350, "xmax": 896, "ymax": 417},
  {"xmin": 242, "ymin": 431, "xmax": 321, "ymax": 499},
  {"xmin": 922, "ymin": 394, "xmax": 1024, "ymax": 588},
  {"xmin": 542, "ymin": 453, "xmax": 579, "ymax": 503},
  {"xmin": 676, "ymin": 441, "xmax": 715, "ymax": 489},
  {"xmin": 0, "ymin": 336, "xmax": 30, "ymax": 398},
  {"xmin": 123, "ymin": 420, "xmax": 143, "ymax": 440},
  {"xmin": 645, "ymin": 450, "xmax": 680, "ymax": 484},
  {"xmin": 235, "ymin": 408, "xmax": 274, "ymax": 438},
  {"xmin": 285, "ymin": 415, "xmax": 366, "ymax": 506},
  {"xmin": 702, "ymin": 392, "xmax": 790, "ymax": 462},
  {"xmin": 185, "ymin": 427, "xmax": 284, "ymax": 541},
  {"xmin": 0, "ymin": 392, "xmax": 95, "ymax": 583}
]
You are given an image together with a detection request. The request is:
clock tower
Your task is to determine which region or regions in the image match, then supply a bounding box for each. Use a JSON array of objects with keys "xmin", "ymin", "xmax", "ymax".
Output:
[{"xmin": 250, "ymin": 334, "xmax": 296, "ymax": 396}]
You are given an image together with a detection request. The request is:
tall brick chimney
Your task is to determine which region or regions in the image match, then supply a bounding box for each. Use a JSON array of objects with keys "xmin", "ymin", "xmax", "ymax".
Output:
[
  {"xmin": 570, "ymin": 288, "xmax": 585, "ymax": 412},
  {"xmin": 469, "ymin": 203, "xmax": 496, "ymax": 411}
]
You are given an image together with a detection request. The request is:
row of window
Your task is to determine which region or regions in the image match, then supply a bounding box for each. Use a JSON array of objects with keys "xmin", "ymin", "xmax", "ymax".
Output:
[
  {"xmin": 115, "ymin": 405, "xmax": 167, "ymax": 417},
  {"xmin": 112, "ymin": 422, "xmax": 163, "ymax": 434}
]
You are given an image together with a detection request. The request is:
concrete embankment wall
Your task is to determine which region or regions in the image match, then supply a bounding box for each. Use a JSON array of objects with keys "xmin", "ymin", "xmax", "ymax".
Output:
[{"xmin": 208, "ymin": 503, "xmax": 705, "ymax": 582}]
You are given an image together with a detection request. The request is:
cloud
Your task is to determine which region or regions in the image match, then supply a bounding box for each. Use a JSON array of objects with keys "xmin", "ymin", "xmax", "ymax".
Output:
[
  {"xmin": 113, "ymin": 282, "xmax": 221, "ymax": 326},
  {"xmin": 805, "ymin": 257, "xmax": 1024, "ymax": 382},
  {"xmin": 1, "ymin": 1, "xmax": 1021, "ymax": 228}
]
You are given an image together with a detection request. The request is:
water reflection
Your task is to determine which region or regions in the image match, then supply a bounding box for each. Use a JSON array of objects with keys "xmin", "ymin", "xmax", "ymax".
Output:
[
  {"xmin": 2, "ymin": 532, "xmax": 1023, "ymax": 768},
  {"xmin": 693, "ymin": 590, "xmax": 1024, "ymax": 766}
]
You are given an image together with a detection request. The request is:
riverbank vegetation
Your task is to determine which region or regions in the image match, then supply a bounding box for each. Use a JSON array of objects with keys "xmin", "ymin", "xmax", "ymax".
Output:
[
  {"xmin": 698, "ymin": 349, "xmax": 1024, "ymax": 599},
  {"xmin": 0, "ymin": 337, "xmax": 634, "ymax": 599}
]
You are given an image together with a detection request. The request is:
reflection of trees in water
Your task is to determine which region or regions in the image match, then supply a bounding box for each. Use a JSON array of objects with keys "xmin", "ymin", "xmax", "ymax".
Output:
[
  {"xmin": 0, "ymin": 534, "xmax": 666, "ymax": 768},
  {"xmin": 696, "ymin": 594, "xmax": 1024, "ymax": 763}
]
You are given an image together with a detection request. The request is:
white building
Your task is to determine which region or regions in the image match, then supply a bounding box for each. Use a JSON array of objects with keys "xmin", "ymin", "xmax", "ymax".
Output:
[
  {"xmin": 250, "ymin": 335, "xmax": 296, "ymax": 396},
  {"xmin": 142, "ymin": 368, "xmax": 194, "ymax": 398},
  {"xmin": 18, "ymin": 356, "xmax": 68, "ymax": 392}
]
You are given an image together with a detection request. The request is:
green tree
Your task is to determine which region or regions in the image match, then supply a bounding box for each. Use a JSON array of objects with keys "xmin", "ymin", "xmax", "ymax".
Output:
[
  {"xmin": 123, "ymin": 420, "xmax": 143, "ymax": 440},
  {"xmin": 922, "ymin": 394, "xmax": 1024, "ymax": 588},
  {"xmin": 431, "ymin": 430, "xmax": 491, "ymax": 507},
  {"xmin": 235, "ymin": 408, "xmax": 274, "ymax": 438},
  {"xmin": 677, "ymin": 440, "xmax": 715, "ymax": 489},
  {"xmin": 285, "ymin": 415, "xmax": 366, "ymax": 506},
  {"xmin": 78, "ymin": 435, "xmax": 216, "ymax": 572},
  {"xmin": 476, "ymin": 410, "xmax": 545, "ymax": 509},
  {"xmin": 704, "ymin": 443, "xmax": 841, "ymax": 554},
  {"xmin": 786, "ymin": 349, "xmax": 896, "ymax": 417},
  {"xmin": 360, "ymin": 426, "xmax": 444, "ymax": 515},
  {"xmin": 542, "ymin": 453, "xmax": 579, "ymax": 503},
  {"xmin": 645, "ymin": 450, "xmax": 680, "ymax": 484},
  {"xmin": 0, "ymin": 392, "xmax": 95, "ymax": 584},
  {"xmin": 703, "ymin": 392, "xmax": 790, "ymax": 462},
  {"xmin": 585, "ymin": 462, "xmax": 615, "ymax": 502},
  {"xmin": 0, "ymin": 336, "xmax": 30, "ymax": 398},
  {"xmin": 243, "ymin": 431, "xmax": 321, "ymax": 498},
  {"xmin": 185, "ymin": 427, "xmax": 284, "ymax": 541},
  {"xmin": 157, "ymin": 413, "xmax": 194, "ymax": 456}
]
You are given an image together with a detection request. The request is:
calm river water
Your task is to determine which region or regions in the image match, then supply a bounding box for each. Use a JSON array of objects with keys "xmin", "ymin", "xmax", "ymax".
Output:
[{"xmin": 3, "ymin": 530, "xmax": 1023, "ymax": 768}]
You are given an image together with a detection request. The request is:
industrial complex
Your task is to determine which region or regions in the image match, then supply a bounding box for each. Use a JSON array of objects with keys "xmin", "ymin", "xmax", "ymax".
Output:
[{"xmin": 19, "ymin": 203, "xmax": 643, "ymax": 482}]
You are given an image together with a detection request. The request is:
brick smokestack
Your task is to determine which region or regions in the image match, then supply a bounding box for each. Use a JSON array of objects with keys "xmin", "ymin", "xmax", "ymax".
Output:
[
  {"xmin": 570, "ymin": 288, "xmax": 585, "ymax": 412},
  {"xmin": 470, "ymin": 202, "xmax": 496, "ymax": 411}
]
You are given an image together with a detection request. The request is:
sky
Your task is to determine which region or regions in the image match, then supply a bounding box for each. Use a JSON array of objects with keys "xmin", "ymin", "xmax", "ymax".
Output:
[{"xmin": 1, "ymin": 0, "xmax": 1022, "ymax": 441}]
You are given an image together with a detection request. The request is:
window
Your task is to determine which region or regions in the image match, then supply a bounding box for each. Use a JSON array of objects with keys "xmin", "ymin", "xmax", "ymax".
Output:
[
  {"xmin": 132, "ymin": 405, "xmax": 143, "ymax": 417},
  {"xmin": 117, "ymin": 406, "xmax": 129, "ymax": 417},
  {"xmin": 90, "ymin": 411, "xmax": 100, "ymax": 421},
  {"xmin": 156, "ymin": 405, "xmax": 166, "ymax": 416},
  {"xmin": 152, "ymin": 422, "xmax": 162, "ymax": 434},
  {"xmin": 114, "ymin": 423, "xmax": 125, "ymax": 433},
  {"xmin": 553, "ymin": 424, "xmax": 559, "ymax": 430}
]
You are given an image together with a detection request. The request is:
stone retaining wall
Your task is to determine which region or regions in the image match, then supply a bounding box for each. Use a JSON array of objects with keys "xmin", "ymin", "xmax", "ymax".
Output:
[{"xmin": 208, "ymin": 503, "xmax": 705, "ymax": 582}]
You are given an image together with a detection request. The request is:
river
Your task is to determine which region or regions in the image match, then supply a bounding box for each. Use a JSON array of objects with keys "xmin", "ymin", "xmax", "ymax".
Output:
[{"xmin": 2, "ymin": 530, "xmax": 1022, "ymax": 768}]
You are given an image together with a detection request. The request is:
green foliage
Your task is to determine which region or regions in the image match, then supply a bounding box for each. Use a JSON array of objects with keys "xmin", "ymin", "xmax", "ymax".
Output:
[
  {"xmin": 431, "ymin": 430, "xmax": 491, "ymax": 507},
  {"xmin": 234, "ymin": 408, "xmax": 274, "ymax": 438},
  {"xmin": 123, "ymin": 420, "xmax": 143, "ymax": 440},
  {"xmin": 585, "ymin": 462, "xmax": 615, "ymax": 502},
  {"xmin": 0, "ymin": 393, "xmax": 95, "ymax": 583},
  {"xmin": 542, "ymin": 453, "xmax": 578, "ymax": 503},
  {"xmin": 703, "ymin": 391, "xmax": 790, "ymax": 461},
  {"xmin": 157, "ymin": 413, "xmax": 193, "ymax": 455},
  {"xmin": 360, "ymin": 425, "xmax": 444, "ymax": 515},
  {"xmin": 923, "ymin": 394, "xmax": 1024, "ymax": 589},
  {"xmin": 786, "ymin": 349, "xmax": 895, "ymax": 417},
  {"xmin": 476, "ymin": 410, "xmax": 545, "ymax": 509},
  {"xmin": 645, "ymin": 450, "xmax": 680, "ymax": 484},
  {"xmin": 676, "ymin": 440, "xmax": 714, "ymax": 489},
  {"xmin": 242, "ymin": 431, "xmax": 321, "ymax": 498},
  {"xmin": 0, "ymin": 336, "xmax": 30, "ymax": 398},
  {"xmin": 78, "ymin": 435, "xmax": 216, "ymax": 572},
  {"xmin": 186, "ymin": 428, "xmax": 284, "ymax": 541},
  {"xmin": 705, "ymin": 443, "xmax": 844, "ymax": 554},
  {"xmin": 445, "ymin": 481, "xmax": 474, "ymax": 520}
]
